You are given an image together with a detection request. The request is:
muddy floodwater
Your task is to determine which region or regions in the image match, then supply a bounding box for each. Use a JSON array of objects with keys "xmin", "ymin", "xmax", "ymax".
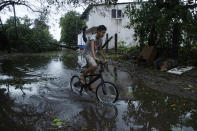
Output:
[{"xmin": 0, "ymin": 50, "xmax": 197, "ymax": 131}]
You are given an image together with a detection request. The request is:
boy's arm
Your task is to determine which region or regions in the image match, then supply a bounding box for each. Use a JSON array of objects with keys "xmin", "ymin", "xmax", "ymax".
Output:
[
  {"xmin": 91, "ymin": 40, "xmax": 100, "ymax": 61},
  {"xmin": 98, "ymin": 46, "xmax": 107, "ymax": 61}
]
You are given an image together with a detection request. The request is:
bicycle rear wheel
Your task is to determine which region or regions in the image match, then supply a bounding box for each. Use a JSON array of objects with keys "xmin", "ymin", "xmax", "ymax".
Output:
[
  {"xmin": 96, "ymin": 82, "xmax": 118, "ymax": 103},
  {"xmin": 70, "ymin": 75, "xmax": 81, "ymax": 94}
]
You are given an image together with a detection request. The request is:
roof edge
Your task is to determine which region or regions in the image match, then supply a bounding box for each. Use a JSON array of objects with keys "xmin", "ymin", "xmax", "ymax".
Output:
[{"xmin": 80, "ymin": 2, "xmax": 138, "ymax": 19}]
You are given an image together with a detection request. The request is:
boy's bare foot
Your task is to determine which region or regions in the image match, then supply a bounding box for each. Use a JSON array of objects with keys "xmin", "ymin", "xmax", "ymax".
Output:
[{"xmin": 79, "ymin": 75, "xmax": 85, "ymax": 85}]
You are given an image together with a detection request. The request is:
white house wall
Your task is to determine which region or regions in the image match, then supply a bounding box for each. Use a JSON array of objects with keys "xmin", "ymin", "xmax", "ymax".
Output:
[
  {"xmin": 78, "ymin": 32, "xmax": 86, "ymax": 46},
  {"xmin": 85, "ymin": 4, "xmax": 139, "ymax": 49}
]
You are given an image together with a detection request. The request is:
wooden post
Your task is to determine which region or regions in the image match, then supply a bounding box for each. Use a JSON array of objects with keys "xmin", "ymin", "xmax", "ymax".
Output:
[
  {"xmin": 102, "ymin": 36, "xmax": 113, "ymax": 49},
  {"xmin": 115, "ymin": 33, "xmax": 117, "ymax": 54},
  {"xmin": 12, "ymin": 3, "xmax": 18, "ymax": 40},
  {"xmin": 106, "ymin": 33, "xmax": 108, "ymax": 53},
  {"xmin": 114, "ymin": 67, "xmax": 117, "ymax": 82}
]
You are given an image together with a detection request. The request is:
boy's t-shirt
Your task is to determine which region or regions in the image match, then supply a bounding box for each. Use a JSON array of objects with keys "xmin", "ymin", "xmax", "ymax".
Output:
[{"xmin": 83, "ymin": 34, "xmax": 103, "ymax": 57}]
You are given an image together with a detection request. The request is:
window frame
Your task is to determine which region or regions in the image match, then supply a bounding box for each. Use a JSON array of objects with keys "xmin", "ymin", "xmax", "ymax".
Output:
[
  {"xmin": 112, "ymin": 9, "xmax": 117, "ymax": 18},
  {"xmin": 111, "ymin": 9, "xmax": 122, "ymax": 19}
]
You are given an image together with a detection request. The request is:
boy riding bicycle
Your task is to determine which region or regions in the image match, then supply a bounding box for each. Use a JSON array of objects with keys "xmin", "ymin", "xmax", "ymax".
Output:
[{"xmin": 80, "ymin": 25, "xmax": 108, "ymax": 92}]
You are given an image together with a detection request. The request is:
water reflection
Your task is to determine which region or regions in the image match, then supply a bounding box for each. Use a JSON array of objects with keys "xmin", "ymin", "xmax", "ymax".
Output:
[
  {"xmin": 0, "ymin": 50, "xmax": 196, "ymax": 131},
  {"xmin": 62, "ymin": 51, "xmax": 79, "ymax": 69},
  {"xmin": 0, "ymin": 74, "xmax": 13, "ymax": 80},
  {"xmin": 114, "ymin": 66, "xmax": 118, "ymax": 82},
  {"xmin": 122, "ymin": 83, "xmax": 197, "ymax": 131},
  {"xmin": 69, "ymin": 104, "xmax": 118, "ymax": 131},
  {"xmin": 0, "ymin": 88, "xmax": 35, "ymax": 131},
  {"xmin": 67, "ymin": 83, "xmax": 197, "ymax": 131},
  {"xmin": 1, "ymin": 82, "xmax": 41, "ymax": 97},
  {"xmin": 47, "ymin": 59, "xmax": 64, "ymax": 76}
]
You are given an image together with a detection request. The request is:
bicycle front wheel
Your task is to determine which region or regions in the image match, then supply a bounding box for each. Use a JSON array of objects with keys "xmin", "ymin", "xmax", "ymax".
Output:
[
  {"xmin": 70, "ymin": 75, "xmax": 81, "ymax": 94},
  {"xmin": 96, "ymin": 82, "xmax": 118, "ymax": 103}
]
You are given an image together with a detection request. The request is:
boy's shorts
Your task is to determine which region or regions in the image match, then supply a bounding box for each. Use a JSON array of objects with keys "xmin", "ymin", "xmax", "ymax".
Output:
[{"xmin": 85, "ymin": 54, "xmax": 97, "ymax": 67}]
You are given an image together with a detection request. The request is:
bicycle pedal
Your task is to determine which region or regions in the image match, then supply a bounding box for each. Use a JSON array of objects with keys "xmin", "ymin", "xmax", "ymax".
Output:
[{"xmin": 80, "ymin": 88, "xmax": 83, "ymax": 96}]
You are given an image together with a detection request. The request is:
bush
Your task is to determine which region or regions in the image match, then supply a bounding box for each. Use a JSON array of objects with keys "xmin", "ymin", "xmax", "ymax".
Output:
[
  {"xmin": 190, "ymin": 46, "xmax": 197, "ymax": 66},
  {"xmin": 118, "ymin": 46, "xmax": 140, "ymax": 60},
  {"xmin": 178, "ymin": 45, "xmax": 197, "ymax": 66}
]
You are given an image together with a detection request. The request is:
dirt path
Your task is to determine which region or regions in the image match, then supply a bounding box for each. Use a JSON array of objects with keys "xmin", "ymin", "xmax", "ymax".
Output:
[{"xmin": 111, "ymin": 60, "xmax": 197, "ymax": 100}]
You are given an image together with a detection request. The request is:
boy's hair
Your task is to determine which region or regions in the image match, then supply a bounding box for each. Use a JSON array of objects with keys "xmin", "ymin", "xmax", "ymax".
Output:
[{"xmin": 97, "ymin": 25, "xmax": 107, "ymax": 32}]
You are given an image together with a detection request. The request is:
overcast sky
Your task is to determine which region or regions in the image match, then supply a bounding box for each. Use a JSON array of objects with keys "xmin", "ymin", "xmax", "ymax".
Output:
[{"xmin": 0, "ymin": 0, "xmax": 131, "ymax": 41}]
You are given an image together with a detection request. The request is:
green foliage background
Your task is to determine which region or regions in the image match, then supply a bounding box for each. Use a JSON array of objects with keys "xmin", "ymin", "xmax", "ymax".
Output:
[
  {"xmin": 60, "ymin": 11, "xmax": 86, "ymax": 46},
  {"xmin": 125, "ymin": 0, "xmax": 197, "ymax": 65},
  {"xmin": 0, "ymin": 16, "xmax": 59, "ymax": 53}
]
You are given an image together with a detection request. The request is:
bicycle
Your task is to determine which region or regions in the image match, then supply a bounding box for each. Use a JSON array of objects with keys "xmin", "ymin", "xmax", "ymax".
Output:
[{"xmin": 70, "ymin": 61, "xmax": 119, "ymax": 103}]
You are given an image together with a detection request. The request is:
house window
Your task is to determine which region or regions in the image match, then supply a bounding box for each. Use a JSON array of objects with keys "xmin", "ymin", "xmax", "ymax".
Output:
[
  {"xmin": 112, "ymin": 9, "xmax": 116, "ymax": 18},
  {"xmin": 117, "ymin": 10, "xmax": 122, "ymax": 18},
  {"xmin": 111, "ymin": 9, "xmax": 122, "ymax": 19}
]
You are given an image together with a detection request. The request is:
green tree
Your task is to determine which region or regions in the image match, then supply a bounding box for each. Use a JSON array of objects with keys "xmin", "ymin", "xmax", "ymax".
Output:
[
  {"xmin": 1, "ymin": 16, "xmax": 59, "ymax": 53},
  {"xmin": 125, "ymin": 0, "xmax": 197, "ymax": 64},
  {"xmin": 0, "ymin": 0, "xmax": 118, "ymax": 10},
  {"xmin": 5, "ymin": 16, "xmax": 21, "ymax": 26},
  {"xmin": 60, "ymin": 11, "xmax": 86, "ymax": 46}
]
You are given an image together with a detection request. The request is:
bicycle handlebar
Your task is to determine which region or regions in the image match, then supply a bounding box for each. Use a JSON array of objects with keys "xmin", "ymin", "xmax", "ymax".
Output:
[{"xmin": 98, "ymin": 61, "xmax": 108, "ymax": 65}]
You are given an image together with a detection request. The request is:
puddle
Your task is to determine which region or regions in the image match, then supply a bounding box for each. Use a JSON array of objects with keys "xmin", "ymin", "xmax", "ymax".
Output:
[{"xmin": 0, "ymin": 50, "xmax": 196, "ymax": 131}]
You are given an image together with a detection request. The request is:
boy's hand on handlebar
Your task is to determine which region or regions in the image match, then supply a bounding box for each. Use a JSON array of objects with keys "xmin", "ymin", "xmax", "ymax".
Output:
[{"xmin": 95, "ymin": 58, "xmax": 100, "ymax": 62}]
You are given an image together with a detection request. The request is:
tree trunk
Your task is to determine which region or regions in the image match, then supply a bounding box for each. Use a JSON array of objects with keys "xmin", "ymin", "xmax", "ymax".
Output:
[
  {"xmin": 171, "ymin": 23, "xmax": 181, "ymax": 58},
  {"xmin": 148, "ymin": 24, "xmax": 157, "ymax": 46},
  {"xmin": 139, "ymin": 29, "xmax": 145, "ymax": 50},
  {"xmin": 13, "ymin": 3, "xmax": 18, "ymax": 40}
]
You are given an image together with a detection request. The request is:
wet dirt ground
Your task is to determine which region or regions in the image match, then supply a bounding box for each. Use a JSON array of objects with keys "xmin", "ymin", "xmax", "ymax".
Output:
[
  {"xmin": 0, "ymin": 49, "xmax": 197, "ymax": 131},
  {"xmin": 112, "ymin": 59, "xmax": 197, "ymax": 101}
]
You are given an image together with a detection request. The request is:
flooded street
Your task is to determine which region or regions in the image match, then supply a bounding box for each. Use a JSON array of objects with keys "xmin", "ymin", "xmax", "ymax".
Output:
[{"xmin": 0, "ymin": 50, "xmax": 197, "ymax": 131}]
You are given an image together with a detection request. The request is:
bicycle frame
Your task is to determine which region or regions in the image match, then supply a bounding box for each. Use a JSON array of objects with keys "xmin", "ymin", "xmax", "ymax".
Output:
[
  {"xmin": 81, "ymin": 62, "xmax": 106, "ymax": 90},
  {"xmin": 72, "ymin": 62, "xmax": 118, "ymax": 103},
  {"xmin": 83, "ymin": 73, "xmax": 104, "ymax": 89}
]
